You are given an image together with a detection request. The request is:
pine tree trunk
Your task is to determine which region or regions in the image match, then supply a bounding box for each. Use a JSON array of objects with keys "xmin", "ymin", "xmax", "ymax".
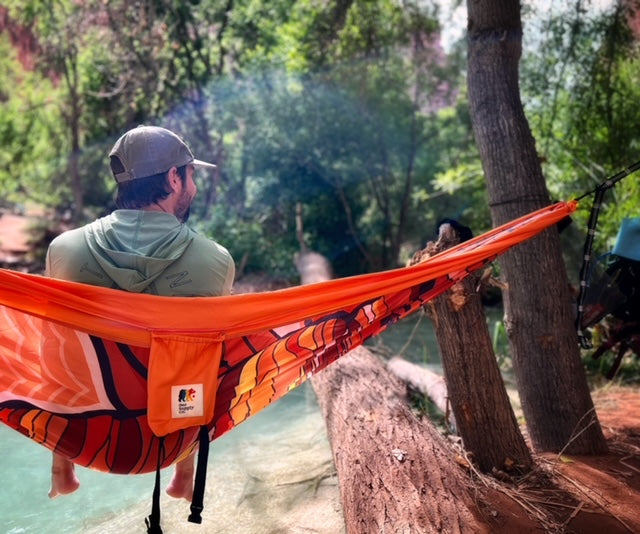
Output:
[{"xmin": 465, "ymin": 0, "xmax": 607, "ymax": 453}]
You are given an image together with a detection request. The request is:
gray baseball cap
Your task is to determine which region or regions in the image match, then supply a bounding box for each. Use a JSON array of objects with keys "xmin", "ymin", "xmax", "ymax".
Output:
[{"xmin": 109, "ymin": 125, "xmax": 216, "ymax": 183}]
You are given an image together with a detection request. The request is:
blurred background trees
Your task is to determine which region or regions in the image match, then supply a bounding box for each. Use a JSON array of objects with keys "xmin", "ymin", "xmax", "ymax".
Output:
[{"xmin": 0, "ymin": 0, "xmax": 638, "ymax": 279}]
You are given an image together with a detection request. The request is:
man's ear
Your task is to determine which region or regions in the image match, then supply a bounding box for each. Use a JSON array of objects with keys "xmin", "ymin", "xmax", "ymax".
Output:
[{"xmin": 167, "ymin": 167, "xmax": 181, "ymax": 191}]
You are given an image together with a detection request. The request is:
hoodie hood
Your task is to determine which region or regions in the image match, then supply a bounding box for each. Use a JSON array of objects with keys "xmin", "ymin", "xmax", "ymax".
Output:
[{"xmin": 84, "ymin": 210, "xmax": 193, "ymax": 292}]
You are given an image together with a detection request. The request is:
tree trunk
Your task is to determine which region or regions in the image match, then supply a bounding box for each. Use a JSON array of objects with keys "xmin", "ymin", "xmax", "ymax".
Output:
[
  {"xmin": 430, "ymin": 273, "xmax": 532, "ymax": 472},
  {"xmin": 312, "ymin": 346, "xmax": 489, "ymax": 534},
  {"xmin": 411, "ymin": 226, "xmax": 532, "ymax": 474},
  {"xmin": 65, "ymin": 50, "xmax": 84, "ymax": 222},
  {"xmin": 465, "ymin": 0, "xmax": 607, "ymax": 454}
]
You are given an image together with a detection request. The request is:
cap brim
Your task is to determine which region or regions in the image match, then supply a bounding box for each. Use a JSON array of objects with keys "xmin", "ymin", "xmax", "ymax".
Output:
[{"xmin": 193, "ymin": 159, "xmax": 217, "ymax": 169}]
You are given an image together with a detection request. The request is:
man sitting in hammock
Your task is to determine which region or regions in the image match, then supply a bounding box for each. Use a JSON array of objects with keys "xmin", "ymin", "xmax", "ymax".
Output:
[{"xmin": 45, "ymin": 125, "xmax": 235, "ymax": 499}]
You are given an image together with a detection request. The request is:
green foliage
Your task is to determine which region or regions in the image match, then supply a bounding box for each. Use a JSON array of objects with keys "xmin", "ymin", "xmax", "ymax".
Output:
[
  {"xmin": 182, "ymin": 0, "xmax": 462, "ymax": 275},
  {"xmin": 521, "ymin": 1, "xmax": 640, "ymax": 253},
  {"xmin": 0, "ymin": 31, "xmax": 65, "ymax": 208},
  {"xmin": 582, "ymin": 350, "xmax": 640, "ymax": 386},
  {"xmin": 1, "ymin": 0, "xmax": 120, "ymax": 217},
  {"xmin": 220, "ymin": 0, "xmax": 297, "ymax": 69},
  {"xmin": 198, "ymin": 201, "xmax": 300, "ymax": 279},
  {"xmin": 194, "ymin": 72, "xmax": 371, "ymax": 275},
  {"xmin": 429, "ymin": 97, "xmax": 488, "ymax": 235},
  {"xmin": 4, "ymin": 0, "xmax": 640, "ymax": 278},
  {"xmin": 491, "ymin": 318, "xmax": 511, "ymax": 370}
]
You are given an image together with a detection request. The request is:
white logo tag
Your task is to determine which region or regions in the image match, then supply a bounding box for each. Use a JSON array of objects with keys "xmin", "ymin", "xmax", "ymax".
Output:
[{"xmin": 171, "ymin": 384, "xmax": 204, "ymax": 418}]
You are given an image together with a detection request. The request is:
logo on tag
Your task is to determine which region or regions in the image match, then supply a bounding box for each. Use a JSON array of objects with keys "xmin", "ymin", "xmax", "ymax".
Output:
[{"xmin": 172, "ymin": 384, "xmax": 204, "ymax": 418}]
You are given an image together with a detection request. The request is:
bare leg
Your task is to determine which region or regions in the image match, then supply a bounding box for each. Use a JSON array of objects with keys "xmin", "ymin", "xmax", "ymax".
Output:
[
  {"xmin": 49, "ymin": 452, "xmax": 80, "ymax": 498},
  {"xmin": 165, "ymin": 451, "xmax": 195, "ymax": 501}
]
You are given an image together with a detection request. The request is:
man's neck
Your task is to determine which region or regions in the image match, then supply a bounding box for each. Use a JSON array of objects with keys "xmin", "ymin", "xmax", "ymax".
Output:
[{"xmin": 144, "ymin": 200, "xmax": 174, "ymax": 216}]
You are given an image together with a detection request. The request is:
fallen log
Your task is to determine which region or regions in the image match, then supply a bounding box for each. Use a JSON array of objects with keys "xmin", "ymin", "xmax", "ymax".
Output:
[
  {"xmin": 387, "ymin": 356, "xmax": 456, "ymax": 429},
  {"xmin": 295, "ymin": 249, "xmax": 489, "ymax": 532},
  {"xmin": 311, "ymin": 346, "xmax": 489, "ymax": 533}
]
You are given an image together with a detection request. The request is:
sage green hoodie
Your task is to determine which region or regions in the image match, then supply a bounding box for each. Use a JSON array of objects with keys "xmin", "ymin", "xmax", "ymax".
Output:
[{"xmin": 46, "ymin": 210, "xmax": 234, "ymax": 297}]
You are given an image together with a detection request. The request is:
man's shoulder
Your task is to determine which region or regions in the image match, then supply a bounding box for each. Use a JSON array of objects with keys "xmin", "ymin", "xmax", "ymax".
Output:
[
  {"xmin": 46, "ymin": 222, "xmax": 104, "ymax": 282},
  {"xmin": 48, "ymin": 225, "xmax": 88, "ymax": 254},
  {"xmin": 187, "ymin": 230, "xmax": 232, "ymax": 258}
]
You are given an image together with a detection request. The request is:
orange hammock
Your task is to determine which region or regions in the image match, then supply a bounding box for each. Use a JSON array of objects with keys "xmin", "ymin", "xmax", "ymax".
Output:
[{"xmin": 0, "ymin": 201, "xmax": 576, "ymax": 477}]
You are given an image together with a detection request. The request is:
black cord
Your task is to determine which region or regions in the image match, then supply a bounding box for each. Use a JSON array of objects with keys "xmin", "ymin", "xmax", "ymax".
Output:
[{"xmin": 145, "ymin": 438, "xmax": 165, "ymax": 534}]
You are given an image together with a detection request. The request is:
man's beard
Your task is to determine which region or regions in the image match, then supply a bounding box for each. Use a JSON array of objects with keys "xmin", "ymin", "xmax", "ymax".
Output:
[
  {"xmin": 175, "ymin": 190, "xmax": 193, "ymax": 223},
  {"xmin": 178, "ymin": 205, "xmax": 191, "ymax": 223}
]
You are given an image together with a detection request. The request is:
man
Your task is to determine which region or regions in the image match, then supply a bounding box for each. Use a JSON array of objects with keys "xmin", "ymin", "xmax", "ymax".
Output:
[{"xmin": 45, "ymin": 125, "xmax": 235, "ymax": 500}]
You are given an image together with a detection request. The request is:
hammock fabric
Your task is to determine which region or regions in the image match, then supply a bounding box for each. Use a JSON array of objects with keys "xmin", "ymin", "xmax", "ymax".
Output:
[{"xmin": 0, "ymin": 201, "xmax": 576, "ymax": 476}]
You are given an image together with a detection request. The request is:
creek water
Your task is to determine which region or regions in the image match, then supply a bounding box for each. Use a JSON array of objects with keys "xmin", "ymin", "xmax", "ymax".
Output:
[{"xmin": 1, "ymin": 386, "xmax": 325, "ymax": 534}]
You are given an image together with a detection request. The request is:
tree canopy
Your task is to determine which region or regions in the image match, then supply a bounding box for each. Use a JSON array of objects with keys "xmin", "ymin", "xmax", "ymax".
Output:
[{"xmin": 1, "ymin": 0, "xmax": 638, "ymax": 277}]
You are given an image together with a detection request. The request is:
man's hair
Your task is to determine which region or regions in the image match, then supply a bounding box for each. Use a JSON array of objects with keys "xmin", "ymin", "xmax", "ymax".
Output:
[{"xmin": 112, "ymin": 156, "xmax": 188, "ymax": 209}]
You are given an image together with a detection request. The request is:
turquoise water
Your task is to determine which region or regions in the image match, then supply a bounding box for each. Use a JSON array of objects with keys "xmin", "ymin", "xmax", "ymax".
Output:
[
  {"xmin": 1, "ymin": 425, "xmax": 155, "ymax": 533},
  {"xmin": 0, "ymin": 385, "xmax": 321, "ymax": 534},
  {"xmin": 366, "ymin": 309, "xmax": 441, "ymax": 364},
  {"xmin": 365, "ymin": 307, "xmax": 508, "ymax": 366}
]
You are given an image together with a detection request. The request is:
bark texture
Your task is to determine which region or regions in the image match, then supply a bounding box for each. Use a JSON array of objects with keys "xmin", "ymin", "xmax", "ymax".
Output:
[
  {"xmin": 410, "ymin": 226, "xmax": 532, "ymax": 473},
  {"xmin": 312, "ymin": 346, "xmax": 489, "ymax": 534},
  {"xmin": 466, "ymin": 0, "xmax": 607, "ymax": 453},
  {"xmin": 429, "ymin": 274, "xmax": 532, "ymax": 473}
]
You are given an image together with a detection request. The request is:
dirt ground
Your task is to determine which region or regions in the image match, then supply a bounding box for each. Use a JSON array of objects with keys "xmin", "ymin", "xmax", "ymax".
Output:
[
  {"xmin": 0, "ymin": 212, "xmax": 33, "ymax": 262},
  {"xmin": 482, "ymin": 386, "xmax": 640, "ymax": 534}
]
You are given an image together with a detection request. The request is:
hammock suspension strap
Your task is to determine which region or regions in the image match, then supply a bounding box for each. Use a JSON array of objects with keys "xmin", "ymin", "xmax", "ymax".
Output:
[
  {"xmin": 188, "ymin": 425, "xmax": 211, "ymax": 524},
  {"xmin": 145, "ymin": 437, "xmax": 166, "ymax": 534}
]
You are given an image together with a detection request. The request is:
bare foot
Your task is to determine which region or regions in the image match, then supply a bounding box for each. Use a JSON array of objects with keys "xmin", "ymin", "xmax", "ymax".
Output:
[
  {"xmin": 165, "ymin": 453, "xmax": 195, "ymax": 501},
  {"xmin": 49, "ymin": 453, "xmax": 80, "ymax": 498}
]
